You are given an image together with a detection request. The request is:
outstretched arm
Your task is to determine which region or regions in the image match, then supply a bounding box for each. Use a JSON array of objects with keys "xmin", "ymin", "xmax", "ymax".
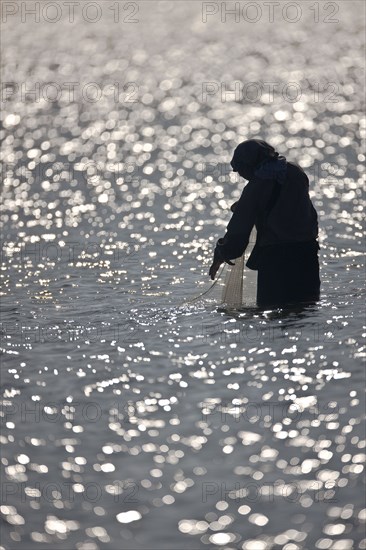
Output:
[{"xmin": 209, "ymin": 180, "xmax": 258, "ymax": 280}]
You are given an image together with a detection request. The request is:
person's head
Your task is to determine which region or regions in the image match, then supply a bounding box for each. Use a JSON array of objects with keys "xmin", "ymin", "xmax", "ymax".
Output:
[{"xmin": 231, "ymin": 139, "xmax": 278, "ymax": 180}]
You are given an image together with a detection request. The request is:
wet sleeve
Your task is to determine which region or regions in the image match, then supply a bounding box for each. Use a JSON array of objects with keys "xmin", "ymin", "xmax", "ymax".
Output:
[{"xmin": 214, "ymin": 180, "xmax": 258, "ymax": 261}]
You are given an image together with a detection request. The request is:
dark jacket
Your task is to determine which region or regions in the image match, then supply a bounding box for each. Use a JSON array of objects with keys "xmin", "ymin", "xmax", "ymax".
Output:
[{"xmin": 215, "ymin": 161, "xmax": 318, "ymax": 262}]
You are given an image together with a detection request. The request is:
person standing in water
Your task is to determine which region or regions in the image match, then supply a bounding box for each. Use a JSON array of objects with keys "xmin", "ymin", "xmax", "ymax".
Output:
[{"xmin": 209, "ymin": 139, "xmax": 321, "ymax": 308}]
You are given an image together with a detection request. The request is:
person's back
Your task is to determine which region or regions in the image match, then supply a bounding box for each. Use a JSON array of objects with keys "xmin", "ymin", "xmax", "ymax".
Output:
[
  {"xmin": 258, "ymin": 161, "xmax": 318, "ymax": 246},
  {"xmin": 208, "ymin": 139, "xmax": 321, "ymax": 308}
]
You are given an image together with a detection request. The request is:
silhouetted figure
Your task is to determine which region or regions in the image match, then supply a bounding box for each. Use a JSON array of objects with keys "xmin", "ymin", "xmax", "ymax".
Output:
[{"xmin": 209, "ymin": 139, "xmax": 321, "ymax": 308}]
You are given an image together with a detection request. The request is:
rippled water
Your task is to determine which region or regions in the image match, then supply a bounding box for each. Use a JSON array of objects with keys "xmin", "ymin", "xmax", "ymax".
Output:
[{"xmin": 1, "ymin": 2, "xmax": 365, "ymax": 549}]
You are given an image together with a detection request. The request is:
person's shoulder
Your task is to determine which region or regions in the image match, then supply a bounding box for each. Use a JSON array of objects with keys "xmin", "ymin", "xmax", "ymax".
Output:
[
  {"xmin": 286, "ymin": 161, "xmax": 309, "ymax": 184},
  {"xmin": 286, "ymin": 160, "xmax": 306, "ymax": 174}
]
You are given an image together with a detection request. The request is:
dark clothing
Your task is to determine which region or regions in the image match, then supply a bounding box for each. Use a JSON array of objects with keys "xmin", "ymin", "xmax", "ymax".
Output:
[
  {"xmin": 217, "ymin": 161, "xmax": 318, "ymax": 260},
  {"xmin": 256, "ymin": 240, "xmax": 320, "ymax": 308},
  {"xmin": 214, "ymin": 156, "xmax": 321, "ymax": 307}
]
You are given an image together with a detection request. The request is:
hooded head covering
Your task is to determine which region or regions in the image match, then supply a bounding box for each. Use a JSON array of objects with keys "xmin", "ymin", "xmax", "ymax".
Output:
[{"xmin": 231, "ymin": 139, "xmax": 286, "ymax": 183}]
